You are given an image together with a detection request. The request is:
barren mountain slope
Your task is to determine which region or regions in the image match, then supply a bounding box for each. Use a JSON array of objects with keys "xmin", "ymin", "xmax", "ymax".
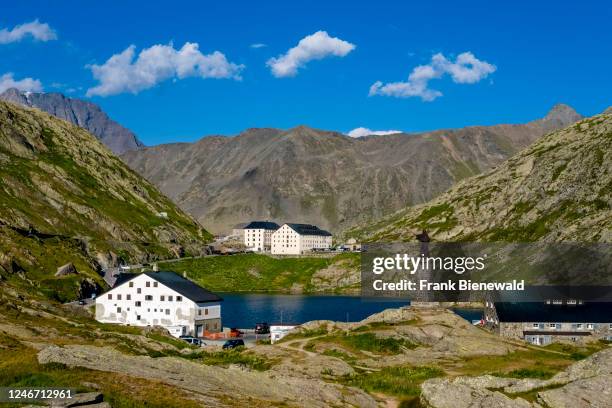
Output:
[{"xmin": 123, "ymin": 105, "xmax": 582, "ymax": 233}]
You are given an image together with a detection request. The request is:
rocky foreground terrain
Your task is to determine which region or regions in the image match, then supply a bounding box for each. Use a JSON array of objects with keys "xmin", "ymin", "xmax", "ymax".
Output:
[
  {"xmin": 348, "ymin": 109, "xmax": 611, "ymax": 243},
  {"xmin": 2, "ymin": 279, "xmax": 609, "ymax": 408},
  {"xmin": 122, "ymin": 104, "xmax": 581, "ymax": 234}
]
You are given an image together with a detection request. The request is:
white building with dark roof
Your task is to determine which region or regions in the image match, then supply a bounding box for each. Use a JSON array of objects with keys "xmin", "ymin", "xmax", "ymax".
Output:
[
  {"xmin": 95, "ymin": 271, "xmax": 222, "ymax": 338},
  {"xmin": 271, "ymin": 223, "xmax": 332, "ymax": 255},
  {"xmin": 244, "ymin": 221, "xmax": 280, "ymax": 251}
]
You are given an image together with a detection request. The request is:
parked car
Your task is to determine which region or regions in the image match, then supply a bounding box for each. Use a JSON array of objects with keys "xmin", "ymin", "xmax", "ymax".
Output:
[
  {"xmin": 180, "ymin": 336, "xmax": 205, "ymax": 346},
  {"xmin": 78, "ymin": 300, "xmax": 85, "ymax": 306},
  {"xmin": 222, "ymin": 339, "xmax": 245, "ymax": 349},
  {"xmin": 254, "ymin": 322, "xmax": 270, "ymax": 334},
  {"xmin": 229, "ymin": 328, "xmax": 244, "ymax": 337}
]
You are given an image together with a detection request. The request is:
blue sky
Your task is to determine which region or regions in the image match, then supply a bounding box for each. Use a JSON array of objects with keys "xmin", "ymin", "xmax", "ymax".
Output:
[{"xmin": 1, "ymin": 0, "xmax": 611, "ymax": 145}]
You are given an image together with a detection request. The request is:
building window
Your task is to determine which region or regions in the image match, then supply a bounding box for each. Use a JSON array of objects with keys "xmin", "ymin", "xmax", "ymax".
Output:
[
  {"xmin": 117, "ymin": 307, "xmax": 121, "ymax": 313},
  {"xmin": 145, "ymin": 295, "xmax": 153, "ymax": 301},
  {"xmin": 127, "ymin": 294, "xmax": 131, "ymax": 300},
  {"xmin": 168, "ymin": 296, "xmax": 173, "ymax": 301},
  {"xmin": 176, "ymin": 296, "xmax": 182, "ymax": 301},
  {"xmin": 135, "ymin": 301, "xmax": 141, "ymax": 307},
  {"xmin": 117, "ymin": 294, "xmax": 122, "ymax": 300},
  {"xmin": 609, "ymin": 324, "xmax": 612, "ymax": 330},
  {"xmin": 577, "ymin": 323, "xmax": 583, "ymax": 329},
  {"xmin": 153, "ymin": 282, "xmax": 158, "ymax": 287},
  {"xmin": 587, "ymin": 323, "xmax": 595, "ymax": 330},
  {"xmin": 146, "ymin": 281, "xmax": 150, "ymax": 287},
  {"xmin": 165, "ymin": 309, "xmax": 170, "ymax": 315},
  {"xmin": 108, "ymin": 294, "xmax": 112, "ymax": 300},
  {"xmin": 129, "ymin": 282, "xmax": 134, "ymax": 287},
  {"xmin": 137, "ymin": 288, "xmax": 141, "ymax": 294},
  {"xmin": 198, "ymin": 310, "xmax": 201, "ymax": 316},
  {"xmin": 533, "ymin": 323, "xmax": 539, "ymax": 328},
  {"xmin": 136, "ymin": 315, "xmax": 141, "ymax": 320},
  {"xmin": 160, "ymin": 296, "xmax": 165, "ymax": 301},
  {"xmin": 549, "ymin": 323, "xmax": 557, "ymax": 329},
  {"xmin": 205, "ymin": 308, "xmax": 209, "ymax": 316}
]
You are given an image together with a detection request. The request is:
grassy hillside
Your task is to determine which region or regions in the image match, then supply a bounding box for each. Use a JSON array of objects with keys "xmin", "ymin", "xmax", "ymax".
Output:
[
  {"xmin": 0, "ymin": 101, "xmax": 212, "ymax": 301},
  {"xmin": 347, "ymin": 111, "xmax": 611, "ymax": 243},
  {"xmin": 154, "ymin": 253, "xmax": 360, "ymax": 293}
]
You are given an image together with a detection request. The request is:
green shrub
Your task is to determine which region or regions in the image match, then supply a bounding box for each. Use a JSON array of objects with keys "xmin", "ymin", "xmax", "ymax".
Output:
[{"xmin": 345, "ymin": 366, "xmax": 444, "ymax": 397}]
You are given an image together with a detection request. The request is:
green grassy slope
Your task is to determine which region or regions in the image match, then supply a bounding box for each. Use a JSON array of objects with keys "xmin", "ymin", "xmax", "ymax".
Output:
[
  {"xmin": 0, "ymin": 101, "xmax": 212, "ymax": 301},
  {"xmin": 153, "ymin": 253, "xmax": 360, "ymax": 293}
]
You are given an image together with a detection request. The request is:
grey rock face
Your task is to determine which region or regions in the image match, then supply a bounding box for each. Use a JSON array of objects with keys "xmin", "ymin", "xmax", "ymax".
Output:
[{"xmin": 0, "ymin": 88, "xmax": 143, "ymax": 154}]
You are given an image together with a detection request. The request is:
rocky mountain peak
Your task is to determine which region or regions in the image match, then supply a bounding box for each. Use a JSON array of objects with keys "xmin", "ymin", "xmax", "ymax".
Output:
[
  {"xmin": 543, "ymin": 103, "xmax": 583, "ymax": 124},
  {"xmin": 0, "ymin": 88, "xmax": 143, "ymax": 154}
]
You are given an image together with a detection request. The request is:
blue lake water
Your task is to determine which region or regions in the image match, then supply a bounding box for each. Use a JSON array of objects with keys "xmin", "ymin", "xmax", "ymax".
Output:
[
  {"xmin": 218, "ymin": 293, "xmax": 408, "ymax": 328},
  {"xmin": 452, "ymin": 308, "xmax": 484, "ymax": 323}
]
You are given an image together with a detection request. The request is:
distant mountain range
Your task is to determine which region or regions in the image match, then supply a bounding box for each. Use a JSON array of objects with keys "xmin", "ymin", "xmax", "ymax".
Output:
[
  {"xmin": 347, "ymin": 110, "xmax": 611, "ymax": 242},
  {"xmin": 0, "ymin": 88, "xmax": 143, "ymax": 154},
  {"xmin": 122, "ymin": 104, "xmax": 583, "ymax": 234},
  {"xmin": 0, "ymin": 101, "xmax": 211, "ymax": 299}
]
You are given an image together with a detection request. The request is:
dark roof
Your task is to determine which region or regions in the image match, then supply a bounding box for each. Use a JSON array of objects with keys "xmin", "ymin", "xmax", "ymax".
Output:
[
  {"xmin": 113, "ymin": 272, "xmax": 138, "ymax": 287},
  {"xmin": 494, "ymin": 302, "xmax": 612, "ymax": 323},
  {"xmin": 523, "ymin": 331, "xmax": 591, "ymax": 336},
  {"xmin": 244, "ymin": 221, "xmax": 280, "ymax": 230},
  {"xmin": 146, "ymin": 272, "xmax": 222, "ymax": 303},
  {"xmin": 113, "ymin": 271, "xmax": 222, "ymax": 303},
  {"xmin": 286, "ymin": 223, "xmax": 332, "ymax": 236}
]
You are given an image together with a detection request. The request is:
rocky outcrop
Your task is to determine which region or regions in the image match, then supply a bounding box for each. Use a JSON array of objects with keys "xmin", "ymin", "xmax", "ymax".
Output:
[
  {"xmin": 0, "ymin": 88, "xmax": 143, "ymax": 154},
  {"xmin": 122, "ymin": 105, "xmax": 582, "ymax": 234},
  {"xmin": 55, "ymin": 263, "xmax": 77, "ymax": 277},
  {"xmin": 420, "ymin": 348, "xmax": 612, "ymax": 408},
  {"xmin": 37, "ymin": 344, "xmax": 377, "ymax": 407}
]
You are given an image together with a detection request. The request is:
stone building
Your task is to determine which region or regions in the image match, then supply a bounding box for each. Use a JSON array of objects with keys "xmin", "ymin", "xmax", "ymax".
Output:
[{"xmin": 484, "ymin": 300, "xmax": 612, "ymax": 345}]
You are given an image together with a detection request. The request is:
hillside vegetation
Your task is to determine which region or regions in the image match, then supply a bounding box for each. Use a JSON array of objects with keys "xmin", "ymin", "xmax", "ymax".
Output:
[
  {"xmin": 348, "ymin": 111, "xmax": 611, "ymax": 242},
  {"xmin": 0, "ymin": 101, "xmax": 211, "ymax": 301},
  {"xmin": 154, "ymin": 253, "xmax": 360, "ymax": 293}
]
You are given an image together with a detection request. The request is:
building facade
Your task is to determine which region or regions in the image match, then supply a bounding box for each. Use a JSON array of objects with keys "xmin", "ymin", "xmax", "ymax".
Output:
[
  {"xmin": 271, "ymin": 223, "xmax": 332, "ymax": 255},
  {"xmin": 244, "ymin": 221, "xmax": 280, "ymax": 252},
  {"xmin": 95, "ymin": 271, "xmax": 223, "ymax": 338},
  {"xmin": 484, "ymin": 300, "xmax": 612, "ymax": 345}
]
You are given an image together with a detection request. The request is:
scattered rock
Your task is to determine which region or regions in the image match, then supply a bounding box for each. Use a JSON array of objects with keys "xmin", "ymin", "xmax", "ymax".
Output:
[{"xmin": 55, "ymin": 263, "xmax": 78, "ymax": 277}]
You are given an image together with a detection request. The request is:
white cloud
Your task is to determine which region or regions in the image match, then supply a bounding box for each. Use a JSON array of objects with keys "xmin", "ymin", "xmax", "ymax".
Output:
[
  {"xmin": 267, "ymin": 31, "xmax": 355, "ymax": 77},
  {"xmin": 369, "ymin": 52, "xmax": 496, "ymax": 101},
  {"xmin": 0, "ymin": 72, "xmax": 43, "ymax": 93},
  {"xmin": 0, "ymin": 19, "xmax": 57, "ymax": 44},
  {"xmin": 86, "ymin": 42, "xmax": 244, "ymax": 97},
  {"xmin": 347, "ymin": 127, "xmax": 402, "ymax": 138},
  {"xmin": 250, "ymin": 43, "xmax": 267, "ymax": 49}
]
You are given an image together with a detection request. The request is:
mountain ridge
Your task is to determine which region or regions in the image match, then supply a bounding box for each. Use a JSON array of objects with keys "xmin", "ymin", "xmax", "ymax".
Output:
[
  {"xmin": 346, "ymin": 111, "xmax": 611, "ymax": 242},
  {"xmin": 0, "ymin": 88, "xmax": 144, "ymax": 154},
  {"xmin": 122, "ymin": 104, "xmax": 583, "ymax": 234}
]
